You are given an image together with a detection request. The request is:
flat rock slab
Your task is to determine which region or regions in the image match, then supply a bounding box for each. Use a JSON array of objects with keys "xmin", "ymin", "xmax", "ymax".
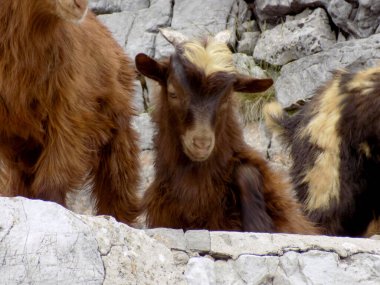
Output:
[{"xmin": 1, "ymin": 197, "xmax": 380, "ymax": 284}]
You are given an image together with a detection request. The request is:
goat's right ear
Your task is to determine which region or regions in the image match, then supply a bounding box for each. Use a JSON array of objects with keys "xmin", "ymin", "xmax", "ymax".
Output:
[{"xmin": 135, "ymin": 53, "xmax": 167, "ymax": 84}]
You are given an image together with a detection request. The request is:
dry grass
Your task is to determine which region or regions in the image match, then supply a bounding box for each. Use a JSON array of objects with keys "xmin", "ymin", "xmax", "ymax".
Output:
[{"xmin": 236, "ymin": 60, "xmax": 280, "ymax": 123}]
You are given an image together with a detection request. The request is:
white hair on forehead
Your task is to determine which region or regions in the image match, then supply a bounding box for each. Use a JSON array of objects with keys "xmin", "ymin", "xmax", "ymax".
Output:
[
  {"xmin": 159, "ymin": 28, "xmax": 235, "ymax": 75},
  {"xmin": 181, "ymin": 38, "xmax": 236, "ymax": 76}
]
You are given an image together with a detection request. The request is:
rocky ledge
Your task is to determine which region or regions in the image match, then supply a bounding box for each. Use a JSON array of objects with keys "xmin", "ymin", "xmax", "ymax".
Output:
[{"xmin": 1, "ymin": 197, "xmax": 380, "ymax": 285}]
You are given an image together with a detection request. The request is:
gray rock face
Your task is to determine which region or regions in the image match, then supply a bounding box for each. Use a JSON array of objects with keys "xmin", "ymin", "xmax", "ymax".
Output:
[
  {"xmin": 98, "ymin": 11, "xmax": 135, "ymax": 51},
  {"xmin": 155, "ymin": 0, "xmax": 250, "ymax": 58},
  {"xmin": 233, "ymin": 53, "xmax": 268, "ymax": 78},
  {"xmin": 89, "ymin": 0, "xmax": 149, "ymax": 14},
  {"xmin": 237, "ymin": 31, "xmax": 260, "ymax": 55},
  {"xmin": 253, "ymin": 8, "xmax": 336, "ymax": 66},
  {"xmin": 0, "ymin": 197, "xmax": 183, "ymax": 285},
  {"xmin": 275, "ymin": 33, "xmax": 380, "ymax": 108},
  {"xmin": 2, "ymin": 197, "xmax": 380, "ymax": 284},
  {"xmin": 132, "ymin": 113, "xmax": 154, "ymax": 151},
  {"xmin": 252, "ymin": 0, "xmax": 380, "ymax": 39}
]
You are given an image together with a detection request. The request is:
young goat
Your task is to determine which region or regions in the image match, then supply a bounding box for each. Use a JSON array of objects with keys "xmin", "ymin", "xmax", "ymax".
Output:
[
  {"xmin": 264, "ymin": 67, "xmax": 380, "ymax": 237},
  {"xmin": 135, "ymin": 29, "xmax": 317, "ymax": 233},
  {"xmin": 0, "ymin": 0, "xmax": 140, "ymax": 224}
]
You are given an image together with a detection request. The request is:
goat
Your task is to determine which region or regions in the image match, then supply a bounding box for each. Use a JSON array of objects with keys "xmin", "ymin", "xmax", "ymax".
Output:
[
  {"xmin": 0, "ymin": 0, "xmax": 140, "ymax": 224},
  {"xmin": 135, "ymin": 29, "xmax": 317, "ymax": 233},
  {"xmin": 264, "ymin": 67, "xmax": 380, "ymax": 237}
]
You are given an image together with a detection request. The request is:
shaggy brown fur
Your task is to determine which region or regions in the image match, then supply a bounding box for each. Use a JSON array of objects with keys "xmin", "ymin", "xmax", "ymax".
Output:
[
  {"xmin": 264, "ymin": 67, "xmax": 380, "ymax": 237},
  {"xmin": 135, "ymin": 34, "xmax": 317, "ymax": 233},
  {"xmin": 0, "ymin": 0, "xmax": 140, "ymax": 224}
]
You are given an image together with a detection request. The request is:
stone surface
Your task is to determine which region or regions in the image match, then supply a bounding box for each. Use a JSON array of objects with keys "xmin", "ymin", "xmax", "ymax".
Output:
[
  {"xmin": 185, "ymin": 230, "xmax": 211, "ymax": 253},
  {"xmin": 155, "ymin": 0, "xmax": 250, "ymax": 58},
  {"xmin": 252, "ymin": 0, "xmax": 380, "ymax": 39},
  {"xmin": 275, "ymin": 33, "xmax": 380, "ymax": 108},
  {"xmin": 2, "ymin": 197, "xmax": 380, "ymax": 284},
  {"xmin": 0, "ymin": 197, "xmax": 183, "ymax": 285},
  {"xmin": 237, "ymin": 31, "xmax": 260, "ymax": 55},
  {"xmin": 132, "ymin": 112, "xmax": 154, "ymax": 151},
  {"xmin": 90, "ymin": 0, "xmax": 149, "ymax": 14},
  {"xmin": 233, "ymin": 53, "xmax": 268, "ymax": 78},
  {"xmin": 253, "ymin": 8, "xmax": 336, "ymax": 66}
]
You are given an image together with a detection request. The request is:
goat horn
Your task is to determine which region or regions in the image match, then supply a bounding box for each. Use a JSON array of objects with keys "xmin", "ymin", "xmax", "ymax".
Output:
[
  {"xmin": 214, "ymin": 30, "xmax": 231, "ymax": 44},
  {"xmin": 159, "ymin": 28, "xmax": 188, "ymax": 46}
]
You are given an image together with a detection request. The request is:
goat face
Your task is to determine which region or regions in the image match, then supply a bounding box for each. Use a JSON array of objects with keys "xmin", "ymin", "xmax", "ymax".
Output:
[
  {"xmin": 135, "ymin": 34, "xmax": 273, "ymax": 162},
  {"xmin": 165, "ymin": 54, "xmax": 234, "ymax": 161}
]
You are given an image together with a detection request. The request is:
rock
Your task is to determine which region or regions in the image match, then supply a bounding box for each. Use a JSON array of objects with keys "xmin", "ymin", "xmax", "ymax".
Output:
[
  {"xmin": 275, "ymin": 33, "xmax": 380, "ymax": 108},
  {"xmin": 0, "ymin": 197, "xmax": 184, "ymax": 285},
  {"xmin": 185, "ymin": 257, "xmax": 216, "ymax": 285},
  {"xmin": 233, "ymin": 53, "xmax": 268, "ymax": 78},
  {"xmin": 90, "ymin": 0, "xmax": 150, "ymax": 14},
  {"xmin": 237, "ymin": 20, "xmax": 259, "ymax": 38},
  {"xmin": 215, "ymin": 260, "xmax": 244, "ymax": 285},
  {"xmin": 252, "ymin": 0, "xmax": 380, "ymax": 39},
  {"xmin": 97, "ymin": 11, "xmax": 135, "ymax": 50},
  {"xmin": 133, "ymin": 80, "xmax": 146, "ymax": 113},
  {"xmin": 252, "ymin": 0, "xmax": 326, "ymax": 25},
  {"xmin": 253, "ymin": 8, "xmax": 336, "ymax": 66},
  {"xmin": 145, "ymin": 228, "xmax": 186, "ymax": 251},
  {"xmin": 133, "ymin": 113, "xmax": 154, "ymax": 151},
  {"xmin": 2, "ymin": 197, "xmax": 380, "ymax": 284},
  {"xmin": 328, "ymin": 0, "xmax": 380, "ymax": 38},
  {"xmin": 155, "ymin": 0, "xmax": 250, "ymax": 58},
  {"xmin": 237, "ymin": 32, "xmax": 260, "ymax": 55},
  {"xmin": 185, "ymin": 230, "xmax": 211, "ymax": 253},
  {"xmin": 126, "ymin": 0, "xmax": 173, "ymax": 59}
]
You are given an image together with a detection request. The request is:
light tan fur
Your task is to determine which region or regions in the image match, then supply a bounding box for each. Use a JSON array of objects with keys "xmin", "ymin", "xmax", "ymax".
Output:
[
  {"xmin": 263, "ymin": 102, "xmax": 286, "ymax": 137},
  {"xmin": 359, "ymin": 142, "xmax": 371, "ymax": 158},
  {"xmin": 183, "ymin": 39, "xmax": 236, "ymax": 76},
  {"xmin": 364, "ymin": 218, "xmax": 380, "ymax": 237},
  {"xmin": 300, "ymin": 79, "xmax": 344, "ymax": 211},
  {"xmin": 347, "ymin": 66, "xmax": 380, "ymax": 95}
]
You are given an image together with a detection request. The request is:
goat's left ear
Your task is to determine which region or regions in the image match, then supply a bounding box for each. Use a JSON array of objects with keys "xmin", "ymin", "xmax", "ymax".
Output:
[
  {"xmin": 233, "ymin": 75, "xmax": 273, "ymax": 93},
  {"xmin": 135, "ymin": 53, "xmax": 168, "ymax": 84}
]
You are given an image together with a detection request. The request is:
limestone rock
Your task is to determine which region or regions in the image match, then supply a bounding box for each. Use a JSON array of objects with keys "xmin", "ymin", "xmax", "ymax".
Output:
[
  {"xmin": 89, "ymin": 0, "xmax": 149, "ymax": 14},
  {"xmin": 0, "ymin": 197, "xmax": 184, "ymax": 285},
  {"xmin": 98, "ymin": 11, "xmax": 135, "ymax": 51},
  {"xmin": 237, "ymin": 31, "xmax": 260, "ymax": 55},
  {"xmin": 155, "ymin": 0, "xmax": 250, "ymax": 58},
  {"xmin": 2, "ymin": 198, "xmax": 380, "ymax": 284},
  {"xmin": 253, "ymin": 8, "xmax": 336, "ymax": 66},
  {"xmin": 233, "ymin": 53, "xmax": 267, "ymax": 78},
  {"xmin": 275, "ymin": 33, "xmax": 380, "ymax": 108},
  {"xmin": 252, "ymin": 0, "xmax": 380, "ymax": 38},
  {"xmin": 133, "ymin": 113, "xmax": 154, "ymax": 151}
]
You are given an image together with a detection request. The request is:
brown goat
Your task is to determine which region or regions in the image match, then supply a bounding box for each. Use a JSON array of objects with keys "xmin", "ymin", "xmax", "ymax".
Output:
[
  {"xmin": 135, "ymin": 29, "xmax": 317, "ymax": 233},
  {"xmin": 0, "ymin": 0, "xmax": 140, "ymax": 224}
]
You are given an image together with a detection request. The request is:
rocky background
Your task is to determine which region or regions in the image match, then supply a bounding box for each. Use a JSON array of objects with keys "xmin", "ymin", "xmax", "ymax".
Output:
[{"xmin": 2, "ymin": 0, "xmax": 380, "ymax": 284}]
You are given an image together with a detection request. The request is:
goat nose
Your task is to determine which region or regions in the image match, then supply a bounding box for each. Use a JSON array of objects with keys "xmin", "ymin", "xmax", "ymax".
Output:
[{"xmin": 192, "ymin": 136, "xmax": 212, "ymax": 150}]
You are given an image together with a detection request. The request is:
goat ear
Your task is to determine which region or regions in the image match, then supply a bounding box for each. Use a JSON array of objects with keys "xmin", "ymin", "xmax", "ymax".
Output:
[
  {"xmin": 234, "ymin": 75, "xmax": 273, "ymax": 93},
  {"xmin": 159, "ymin": 28, "xmax": 188, "ymax": 46},
  {"xmin": 214, "ymin": 30, "xmax": 231, "ymax": 44},
  {"xmin": 135, "ymin": 53, "xmax": 167, "ymax": 84}
]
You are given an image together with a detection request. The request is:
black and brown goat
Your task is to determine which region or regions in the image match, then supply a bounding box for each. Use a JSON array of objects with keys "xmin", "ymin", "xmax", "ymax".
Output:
[
  {"xmin": 0, "ymin": 0, "xmax": 140, "ymax": 224},
  {"xmin": 135, "ymin": 29, "xmax": 317, "ymax": 233},
  {"xmin": 264, "ymin": 67, "xmax": 380, "ymax": 237}
]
